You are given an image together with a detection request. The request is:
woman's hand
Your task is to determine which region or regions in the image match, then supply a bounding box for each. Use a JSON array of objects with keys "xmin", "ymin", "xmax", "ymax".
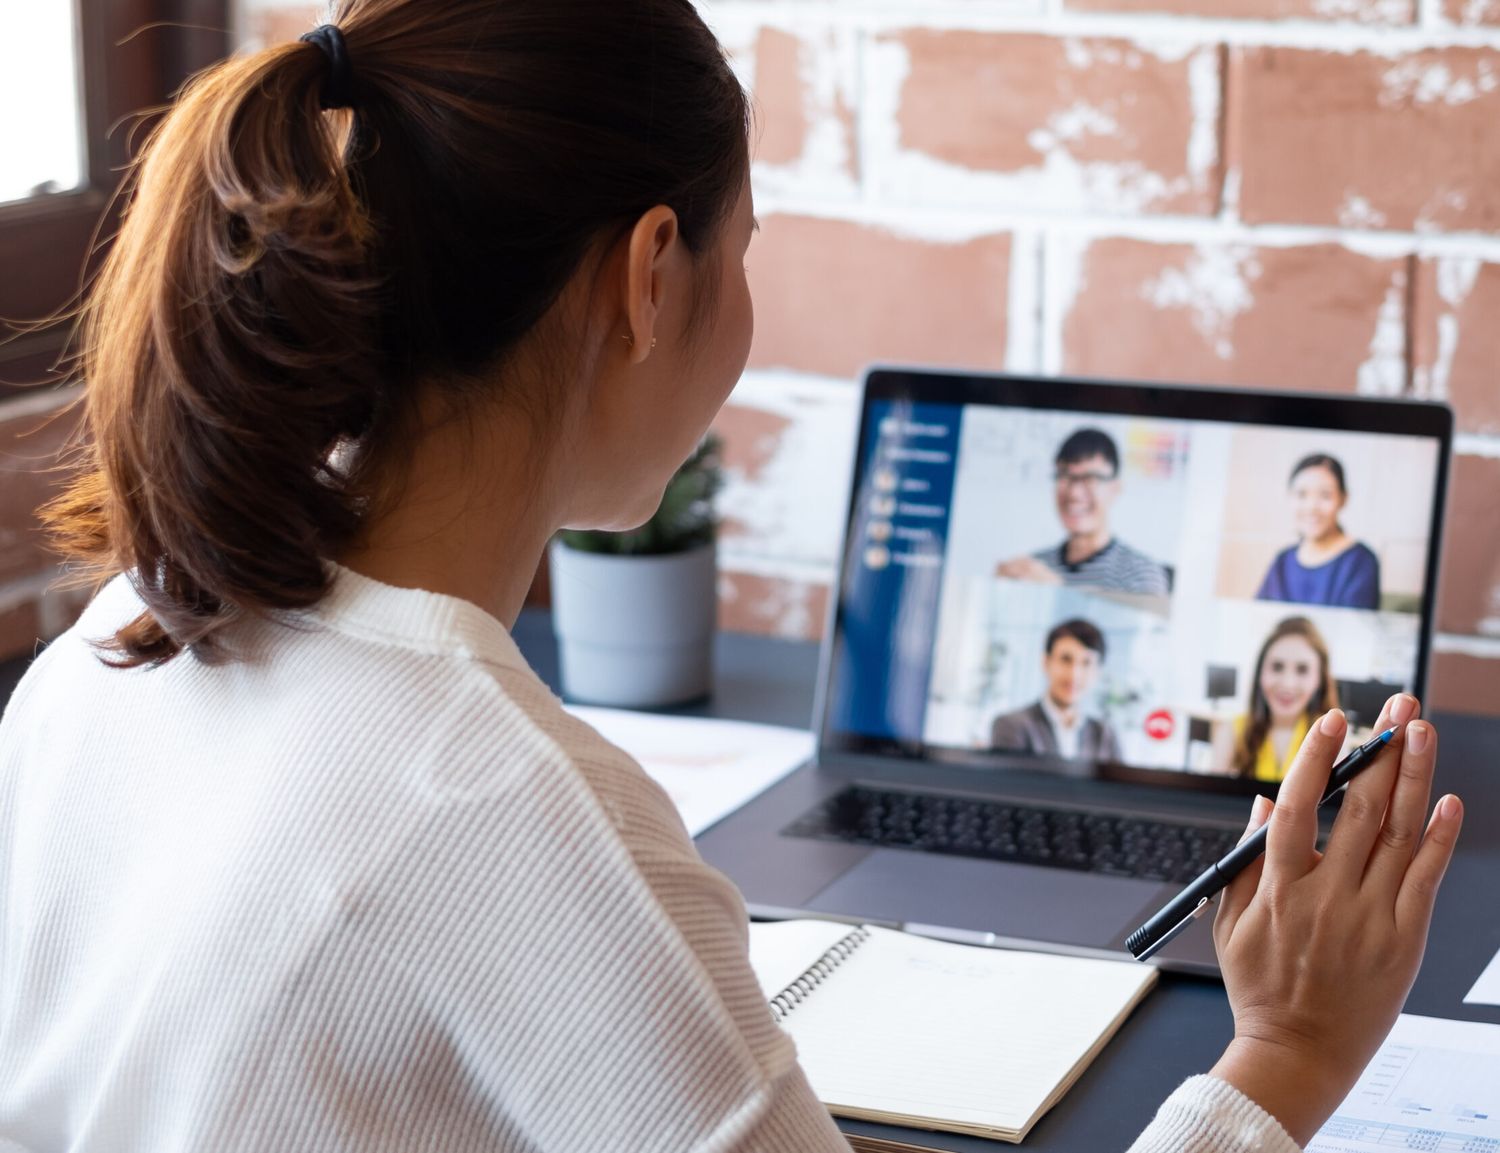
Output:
[{"xmin": 1208, "ymin": 694, "xmax": 1463, "ymax": 1145}]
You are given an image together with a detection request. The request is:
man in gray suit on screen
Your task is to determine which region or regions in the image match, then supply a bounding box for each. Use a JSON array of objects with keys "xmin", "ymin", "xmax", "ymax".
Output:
[{"xmin": 991, "ymin": 618, "xmax": 1122, "ymax": 765}]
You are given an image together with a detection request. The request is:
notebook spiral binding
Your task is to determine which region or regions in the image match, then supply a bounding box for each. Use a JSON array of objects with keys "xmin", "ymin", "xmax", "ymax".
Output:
[{"xmin": 768, "ymin": 925, "xmax": 872, "ymax": 1024}]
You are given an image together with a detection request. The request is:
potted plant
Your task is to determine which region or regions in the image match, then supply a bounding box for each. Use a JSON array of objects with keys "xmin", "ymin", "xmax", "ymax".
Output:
[{"xmin": 549, "ymin": 434, "xmax": 724, "ymax": 707}]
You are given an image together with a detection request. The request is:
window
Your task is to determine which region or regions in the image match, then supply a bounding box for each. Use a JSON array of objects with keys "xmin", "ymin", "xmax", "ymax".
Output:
[
  {"xmin": 0, "ymin": 6, "xmax": 84, "ymax": 207},
  {"xmin": 0, "ymin": 0, "xmax": 231, "ymax": 396}
]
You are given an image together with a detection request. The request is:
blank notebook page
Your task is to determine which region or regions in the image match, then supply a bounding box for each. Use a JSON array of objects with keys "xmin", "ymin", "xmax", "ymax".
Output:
[{"xmin": 758, "ymin": 923, "xmax": 1155, "ymax": 1135}]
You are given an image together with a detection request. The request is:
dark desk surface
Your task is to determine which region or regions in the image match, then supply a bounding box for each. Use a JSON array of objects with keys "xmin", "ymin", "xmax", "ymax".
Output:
[{"xmin": 513, "ymin": 610, "xmax": 1500, "ymax": 1152}]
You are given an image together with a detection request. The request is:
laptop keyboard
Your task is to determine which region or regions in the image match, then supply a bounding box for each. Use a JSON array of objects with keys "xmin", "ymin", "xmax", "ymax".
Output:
[{"xmin": 782, "ymin": 786, "xmax": 1243, "ymax": 884}]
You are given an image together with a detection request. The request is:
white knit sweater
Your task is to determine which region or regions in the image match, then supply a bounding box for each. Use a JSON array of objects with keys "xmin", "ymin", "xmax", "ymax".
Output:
[{"xmin": 0, "ymin": 569, "xmax": 1300, "ymax": 1152}]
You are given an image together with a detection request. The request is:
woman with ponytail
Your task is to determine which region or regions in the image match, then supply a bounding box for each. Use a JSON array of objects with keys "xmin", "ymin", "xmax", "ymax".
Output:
[{"xmin": 0, "ymin": 3, "xmax": 1463, "ymax": 1151}]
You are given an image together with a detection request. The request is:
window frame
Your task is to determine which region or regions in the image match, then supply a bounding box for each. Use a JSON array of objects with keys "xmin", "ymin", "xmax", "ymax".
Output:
[{"xmin": 0, "ymin": 0, "xmax": 231, "ymax": 394}]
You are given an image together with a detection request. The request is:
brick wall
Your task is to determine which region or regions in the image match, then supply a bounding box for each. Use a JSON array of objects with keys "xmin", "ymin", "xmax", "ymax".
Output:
[
  {"xmin": 703, "ymin": 0, "xmax": 1500, "ymax": 717},
  {"xmin": 6, "ymin": 1, "xmax": 1491, "ymax": 713}
]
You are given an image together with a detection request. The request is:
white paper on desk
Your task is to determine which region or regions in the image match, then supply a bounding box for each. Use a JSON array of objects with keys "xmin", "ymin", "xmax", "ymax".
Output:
[
  {"xmin": 563, "ymin": 705, "xmax": 814, "ymax": 837},
  {"xmin": 1464, "ymin": 947, "xmax": 1500, "ymax": 1005},
  {"xmin": 1307, "ymin": 1014, "xmax": 1500, "ymax": 1153}
]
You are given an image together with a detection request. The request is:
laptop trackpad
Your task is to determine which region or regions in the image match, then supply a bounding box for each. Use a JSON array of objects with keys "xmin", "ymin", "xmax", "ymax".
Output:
[{"xmin": 806, "ymin": 849, "xmax": 1164, "ymax": 948}]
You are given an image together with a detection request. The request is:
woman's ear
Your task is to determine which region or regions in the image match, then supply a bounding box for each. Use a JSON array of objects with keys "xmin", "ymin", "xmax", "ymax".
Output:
[{"xmin": 622, "ymin": 205, "xmax": 681, "ymax": 365}]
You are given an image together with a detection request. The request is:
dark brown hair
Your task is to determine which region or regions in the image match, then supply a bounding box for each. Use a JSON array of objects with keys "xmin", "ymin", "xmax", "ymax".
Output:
[
  {"xmin": 1044, "ymin": 618, "xmax": 1106, "ymax": 661},
  {"xmin": 1055, "ymin": 428, "xmax": 1119, "ymax": 478},
  {"xmin": 1289, "ymin": 452, "xmax": 1347, "ymax": 495},
  {"xmin": 46, "ymin": 0, "xmax": 750, "ymax": 666},
  {"xmin": 1232, "ymin": 616, "xmax": 1340, "ymax": 779}
]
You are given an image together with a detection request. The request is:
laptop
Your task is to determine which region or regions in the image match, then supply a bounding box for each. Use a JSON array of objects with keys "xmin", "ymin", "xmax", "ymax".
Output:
[{"xmin": 697, "ymin": 368, "xmax": 1452, "ymax": 975}]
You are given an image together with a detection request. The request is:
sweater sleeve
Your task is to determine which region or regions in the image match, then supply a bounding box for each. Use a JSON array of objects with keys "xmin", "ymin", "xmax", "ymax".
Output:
[
  {"xmin": 492, "ymin": 673, "xmax": 854, "ymax": 1153},
  {"xmin": 165, "ymin": 665, "xmax": 854, "ymax": 1153},
  {"xmin": 1126, "ymin": 1076, "xmax": 1302, "ymax": 1153}
]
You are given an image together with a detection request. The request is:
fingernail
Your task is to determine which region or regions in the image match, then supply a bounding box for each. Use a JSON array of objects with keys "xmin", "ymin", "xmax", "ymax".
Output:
[
  {"xmin": 1319, "ymin": 708, "xmax": 1346, "ymax": 737},
  {"xmin": 1407, "ymin": 721, "xmax": 1430, "ymax": 754},
  {"xmin": 1390, "ymin": 694, "xmax": 1417, "ymax": 725},
  {"xmin": 1251, "ymin": 794, "xmax": 1269, "ymax": 821},
  {"xmin": 1440, "ymin": 795, "xmax": 1462, "ymax": 821}
]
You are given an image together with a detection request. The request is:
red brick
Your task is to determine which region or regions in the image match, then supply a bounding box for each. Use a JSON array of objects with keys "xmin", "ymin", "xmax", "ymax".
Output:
[
  {"xmin": 741, "ymin": 25, "xmax": 858, "ymax": 188},
  {"xmin": 0, "ymin": 599, "xmax": 41, "ymax": 664},
  {"xmin": 1429, "ymin": 651, "xmax": 1500, "ymax": 717},
  {"xmin": 712, "ymin": 402, "xmax": 794, "ymax": 548},
  {"xmin": 886, "ymin": 31, "xmax": 1221, "ymax": 216},
  {"xmin": 1061, "ymin": 238, "xmax": 1408, "ymax": 394},
  {"xmin": 1066, "ymin": 0, "xmax": 1414, "ymax": 20},
  {"xmin": 718, "ymin": 569, "xmax": 830, "ymax": 641},
  {"xmin": 0, "ymin": 391, "xmax": 81, "ymax": 586},
  {"xmin": 752, "ymin": 27, "xmax": 809, "ymax": 167},
  {"xmin": 1444, "ymin": 0, "xmax": 1500, "ymax": 24},
  {"xmin": 1411, "ymin": 258, "xmax": 1500, "ymax": 435},
  {"xmin": 712, "ymin": 376, "xmax": 857, "ymax": 580},
  {"xmin": 1436, "ymin": 455, "xmax": 1500, "ymax": 638},
  {"xmin": 747, "ymin": 215, "xmax": 1009, "ymax": 378},
  {"xmin": 1234, "ymin": 46, "xmax": 1500, "ymax": 231}
]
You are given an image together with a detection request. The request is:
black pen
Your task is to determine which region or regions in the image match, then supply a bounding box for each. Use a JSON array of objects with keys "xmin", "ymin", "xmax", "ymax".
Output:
[{"xmin": 1126, "ymin": 724, "xmax": 1400, "ymax": 962}]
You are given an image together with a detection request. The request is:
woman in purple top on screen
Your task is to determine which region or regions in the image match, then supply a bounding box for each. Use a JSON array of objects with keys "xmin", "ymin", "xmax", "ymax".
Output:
[{"xmin": 1257, "ymin": 453, "xmax": 1381, "ymax": 611}]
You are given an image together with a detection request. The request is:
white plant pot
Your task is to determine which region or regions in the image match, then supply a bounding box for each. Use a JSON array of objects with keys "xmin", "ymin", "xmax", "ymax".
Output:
[{"xmin": 549, "ymin": 539, "xmax": 717, "ymax": 707}]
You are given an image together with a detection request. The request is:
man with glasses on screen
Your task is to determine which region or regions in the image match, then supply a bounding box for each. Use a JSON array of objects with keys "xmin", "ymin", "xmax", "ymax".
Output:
[{"xmin": 997, "ymin": 428, "xmax": 1172, "ymax": 597}]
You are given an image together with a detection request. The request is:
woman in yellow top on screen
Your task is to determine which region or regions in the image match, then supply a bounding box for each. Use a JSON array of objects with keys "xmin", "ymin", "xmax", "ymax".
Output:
[{"xmin": 1230, "ymin": 617, "xmax": 1339, "ymax": 782}]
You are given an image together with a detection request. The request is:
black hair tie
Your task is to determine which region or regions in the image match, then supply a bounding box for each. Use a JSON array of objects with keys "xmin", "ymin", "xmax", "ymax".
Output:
[{"xmin": 300, "ymin": 24, "xmax": 355, "ymax": 111}]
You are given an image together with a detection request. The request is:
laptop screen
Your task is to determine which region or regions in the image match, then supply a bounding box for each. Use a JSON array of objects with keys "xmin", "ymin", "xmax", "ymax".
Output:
[{"xmin": 819, "ymin": 370, "xmax": 1452, "ymax": 794}]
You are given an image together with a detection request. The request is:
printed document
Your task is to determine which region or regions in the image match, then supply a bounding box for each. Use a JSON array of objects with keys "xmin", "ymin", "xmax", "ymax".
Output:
[
  {"xmin": 1464, "ymin": 948, "xmax": 1500, "ymax": 1006},
  {"xmin": 564, "ymin": 705, "xmax": 813, "ymax": 836},
  {"xmin": 1308, "ymin": 1014, "xmax": 1500, "ymax": 1153}
]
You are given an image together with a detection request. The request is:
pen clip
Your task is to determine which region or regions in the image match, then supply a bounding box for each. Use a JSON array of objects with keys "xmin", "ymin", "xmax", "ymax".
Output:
[{"xmin": 1133, "ymin": 895, "xmax": 1215, "ymax": 963}]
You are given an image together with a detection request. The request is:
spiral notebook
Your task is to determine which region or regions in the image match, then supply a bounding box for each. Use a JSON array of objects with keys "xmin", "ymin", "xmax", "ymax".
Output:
[{"xmin": 748, "ymin": 919, "xmax": 1158, "ymax": 1144}]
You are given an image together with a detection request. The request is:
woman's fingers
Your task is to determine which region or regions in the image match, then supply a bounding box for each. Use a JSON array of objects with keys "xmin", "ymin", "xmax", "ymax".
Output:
[
  {"xmin": 1215, "ymin": 794, "xmax": 1272, "ymax": 945},
  {"xmin": 1360, "ymin": 718, "xmax": 1438, "ymax": 897},
  {"xmin": 1395, "ymin": 794, "xmax": 1463, "ymax": 937},
  {"xmin": 1323, "ymin": 694, "xmax": 1420, "ymax": 882},
  {"xmin": 1265, "ymin": 709, "xmax": 1346, "ymax": 887},
  {"xmin": 1370, "ymin": 692, "xmax": 1419, "ymax": 735}
]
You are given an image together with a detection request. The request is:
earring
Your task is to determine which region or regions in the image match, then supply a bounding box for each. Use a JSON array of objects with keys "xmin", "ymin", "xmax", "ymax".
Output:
[{"xmin": 621, "ymin": 334, "xmax": 658, "ymax": 351}]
